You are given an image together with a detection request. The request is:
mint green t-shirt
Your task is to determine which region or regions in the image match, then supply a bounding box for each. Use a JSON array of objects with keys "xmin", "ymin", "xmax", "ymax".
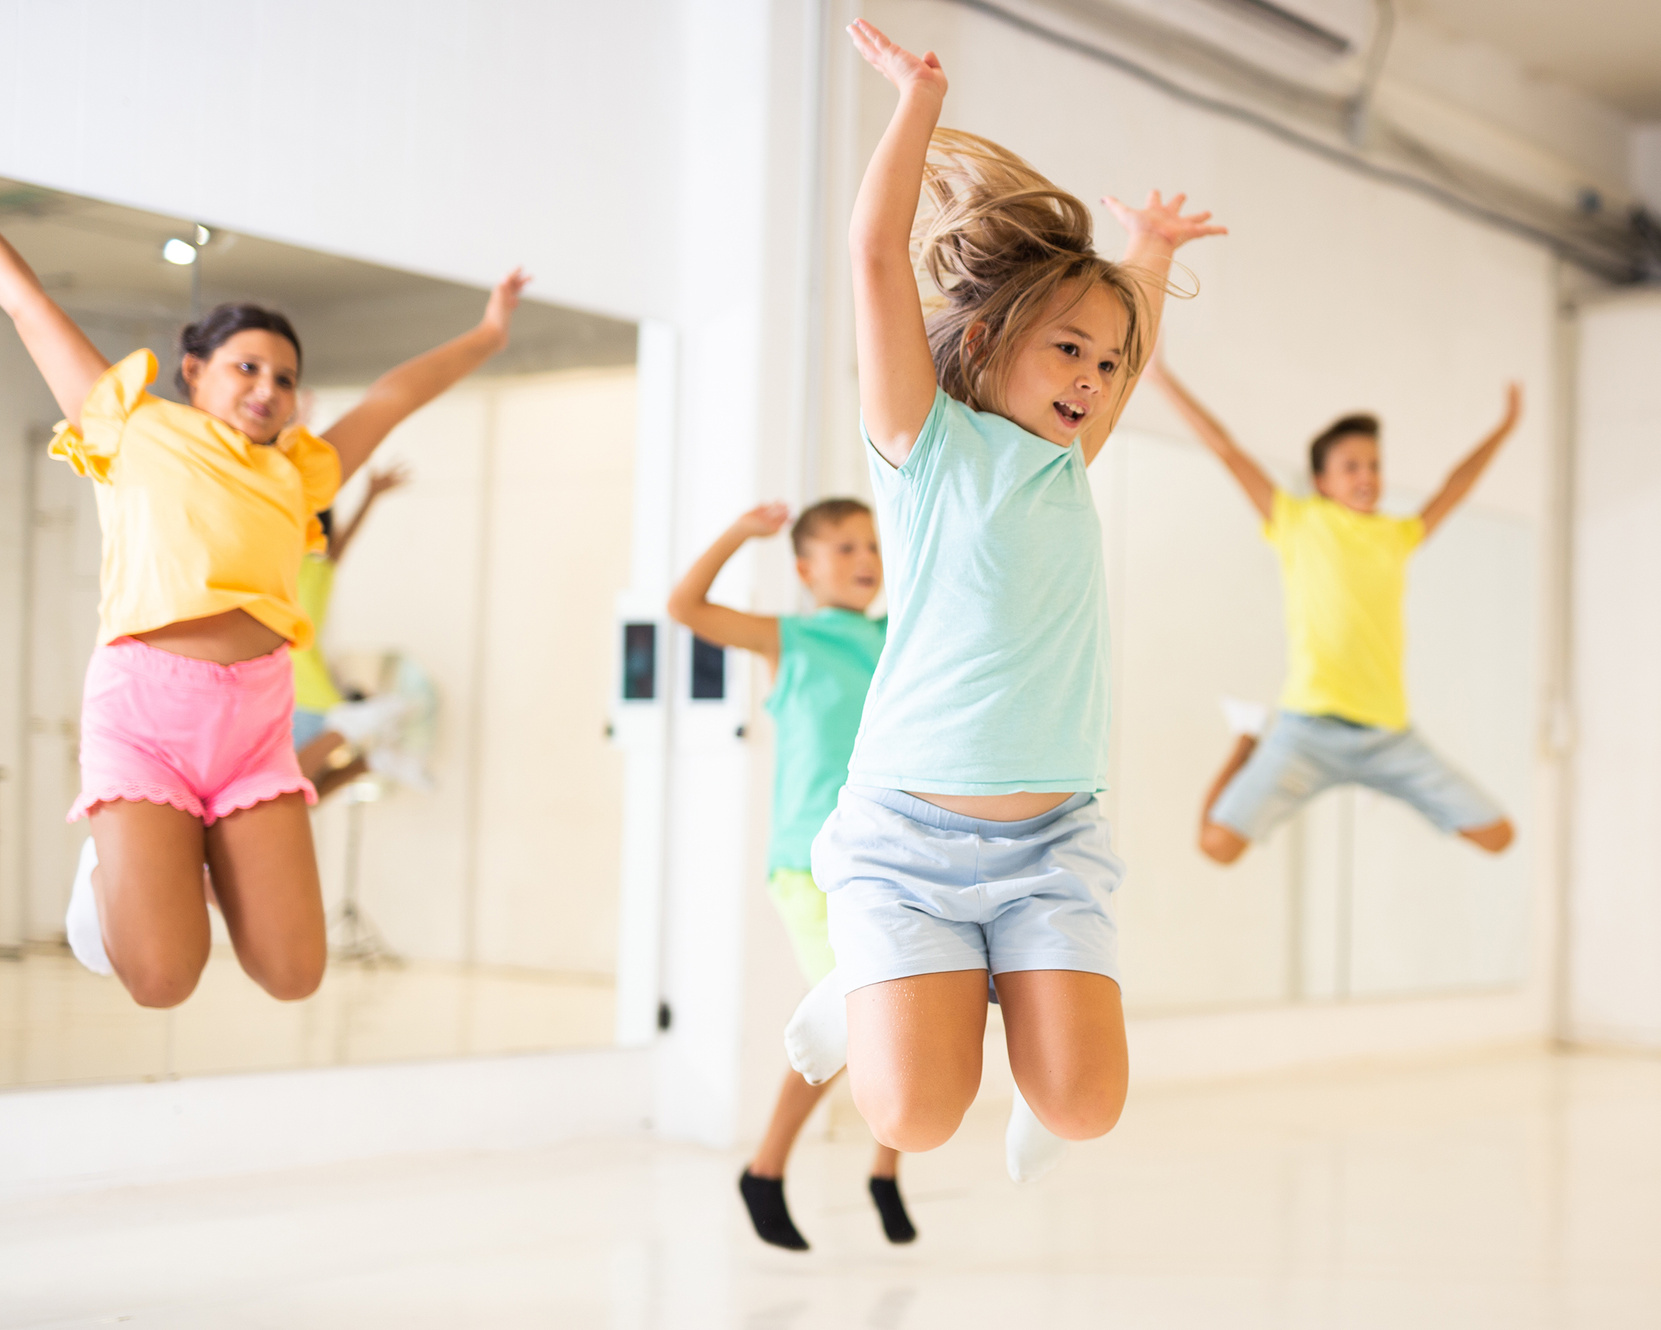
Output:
[
  {"xmin": 765, "ymin": 608, "xmax": 887, "ymax": 872},
  {"xmin": 847, "ymin": 388, "xmax": 1111, "ymax": 795}
]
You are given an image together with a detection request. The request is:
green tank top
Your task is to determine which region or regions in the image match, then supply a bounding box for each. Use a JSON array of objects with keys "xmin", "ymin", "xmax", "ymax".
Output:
[
  {"xmin": 289, "ymin": 553, "xmax": 344, "ymax": 712},
  {"xmin": 764, "ymin": 608, "xmax": 887, "ymax": 872}
]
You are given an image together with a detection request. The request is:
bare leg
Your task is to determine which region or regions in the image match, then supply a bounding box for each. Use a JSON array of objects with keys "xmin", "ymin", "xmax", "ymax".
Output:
[
  {"xmin": 1460, "ymin": 817, "xmax": 1514, "ymax": 854},
  {"xmin": 846, "ymin": 969, "xmax": 988, "ymax": 1153},
  {"xmin": 205, "ymin": 793, "xmax": 327, "ymax": 1001},
  {"xmin": 870, "ymin": 1143, "xmax": 900, "ymax": 1179},
  {"xmin": 749, "ymin": 1067, "xmax": 836, "ymax": 1178},
  {"xmin": 87, "ymin": 800, "xmax": 211, "ymax": 1008},
  {"xmin": 996, "ymin": 969, "xmax": 1127, "ymax": 1141},
  {"xmin": 1199, "ymin": 734, "xmax": 1255, "ymax": 865}
]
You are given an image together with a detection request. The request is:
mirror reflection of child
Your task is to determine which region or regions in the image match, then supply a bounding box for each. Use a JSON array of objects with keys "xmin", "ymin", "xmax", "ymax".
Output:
[
  {"xmin": 1146, "ymin": 354, "xmax": 1520, "ymax": 863},
  {"xmin": 668, "ymin": 498, "xmax": 914, "ymax": 1251},
  {"xmin": 291, "ymin": 462, "xmax": 412, "ymax": 798},
  {"xmin": 0, "ymin": 222, "xmax": 526, "ymax": 1003}
]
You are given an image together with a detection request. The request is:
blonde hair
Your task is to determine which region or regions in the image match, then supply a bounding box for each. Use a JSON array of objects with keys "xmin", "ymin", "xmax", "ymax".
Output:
[{"xmin": 914, "ymin": 128, "xmax": 1151, "ymax": 417}]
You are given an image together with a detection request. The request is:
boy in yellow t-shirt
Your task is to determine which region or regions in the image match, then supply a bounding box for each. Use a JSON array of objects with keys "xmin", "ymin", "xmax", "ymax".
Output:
[{"xmin": 1148, "ymin": 356, "xmax": 1521, "ymax": 865}]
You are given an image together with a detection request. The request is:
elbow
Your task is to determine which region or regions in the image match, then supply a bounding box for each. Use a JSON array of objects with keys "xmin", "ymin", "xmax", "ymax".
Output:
[{"xmin": 665, "ymin": 594, "xmax": 696, "ymax": 628}]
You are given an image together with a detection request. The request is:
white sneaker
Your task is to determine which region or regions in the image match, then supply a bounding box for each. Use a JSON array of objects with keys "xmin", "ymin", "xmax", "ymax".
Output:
[
  {"xmin": 1220, "ymin": 696, "xmax": 1269, "ymax": 739},
  {"xmin": 1005, "ymin": 1085, "xmax": 1069, "ymax": 1183},
  {"xmin": 784, "ymin": 970, "xmax": 848, "ymax": 1086},
  {"xmin": 66, "ymin": 837, "xmax": 114, "ymax": 976}
]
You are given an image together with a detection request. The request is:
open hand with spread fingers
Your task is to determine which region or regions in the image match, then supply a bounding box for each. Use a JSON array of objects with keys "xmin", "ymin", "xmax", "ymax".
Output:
[
  {"xmin": 1103, "ymin": 191, "xmax": 1228, "ymax": 250},
  {"xmin": 847, "ymin": 17, "xmax": 948, "ymax": 101}
]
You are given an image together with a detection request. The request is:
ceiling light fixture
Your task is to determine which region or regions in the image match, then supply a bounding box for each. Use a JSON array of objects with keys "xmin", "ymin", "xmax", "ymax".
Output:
[{"xmin": 162, "ymin": 237, "xmax": 198, "ymax": 266}]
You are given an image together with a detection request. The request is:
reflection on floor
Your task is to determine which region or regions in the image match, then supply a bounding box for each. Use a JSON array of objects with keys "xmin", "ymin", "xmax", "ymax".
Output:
[
  {"xmin": 3, "ymin": 1049, "xmax": 1659, "ymax": 1327},
  {"xmin": 0, "ymin": 948, "xmax": 614, "ymax": 1090}
]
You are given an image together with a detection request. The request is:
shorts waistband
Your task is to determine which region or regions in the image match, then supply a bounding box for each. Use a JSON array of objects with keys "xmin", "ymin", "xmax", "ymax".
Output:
[
  {"xmin": 849, "ymin": 786, "xmax": 1093, "ymax": 837},
  {"xmin": 101, "ymin": 636, "xmax": 292, "ymax": 685}
]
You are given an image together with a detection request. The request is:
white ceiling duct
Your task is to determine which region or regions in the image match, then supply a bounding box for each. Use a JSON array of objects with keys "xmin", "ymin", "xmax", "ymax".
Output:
[{"xmin": 1055, "ymin": 0, "xmax": 1385, "ymax": 99}]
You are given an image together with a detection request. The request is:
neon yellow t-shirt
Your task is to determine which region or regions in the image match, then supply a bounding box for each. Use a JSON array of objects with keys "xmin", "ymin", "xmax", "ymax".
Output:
[
  {"xmin": 1265, "ymin": 490, "xmax": 1424, "ymax": 731},
  {"xmin": 49, "ymin": 350, "xmax": 340, "ymax": 647},
  {"xmin": 290, "ymin": 554, "xmax": 344, "ymax": 712}
]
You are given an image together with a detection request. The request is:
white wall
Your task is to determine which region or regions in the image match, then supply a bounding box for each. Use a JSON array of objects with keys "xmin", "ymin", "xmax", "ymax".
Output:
[{"xmin": 1569, "ymin": 291, "xmax": 1661, "ymax": 1049}]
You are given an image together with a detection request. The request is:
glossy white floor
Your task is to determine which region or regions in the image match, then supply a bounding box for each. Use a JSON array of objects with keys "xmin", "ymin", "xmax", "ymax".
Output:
[{"xmin": 3, "ymin": 1047, "xmax": 1658, "ymax": 1328}]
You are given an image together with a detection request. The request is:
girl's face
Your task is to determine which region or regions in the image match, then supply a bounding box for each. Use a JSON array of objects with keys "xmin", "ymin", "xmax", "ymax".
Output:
[
  {"xmin": 1315, "ymin": 436, "xmax": 1381, "ymax": 513},
  {"xmin": 998, "ymin": 280, "xmax": 1129, "ymax": 447},
  {"xmin": 796, "ymin": 513, "xmax": 883, "ymax": 612},
  {"xmin": 181, "ymin": 329, "xmax": 300, "ymax": 445}
]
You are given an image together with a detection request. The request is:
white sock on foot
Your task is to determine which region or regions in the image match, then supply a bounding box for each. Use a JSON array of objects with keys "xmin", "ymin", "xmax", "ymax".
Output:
[
  {"xmin": 1220, "ymin": 696, "xmax": 1269, "ymax": 739},
  {"xmin": 1006, "ymin": 1085, "xmax": 1069, "ymax": 1183},
  {"xmin": 784, "ymin": 970, "xmax": 847, "ymax": 1086},
  {"xmin": 66, "ymin": 837, "xmax": 113, "ymax": 977}
]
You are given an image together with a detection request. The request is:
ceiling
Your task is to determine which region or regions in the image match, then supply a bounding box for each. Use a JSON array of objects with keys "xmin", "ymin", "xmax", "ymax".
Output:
[
  {"xmin": 1401, "ymin": 0, "xmax": 1661, "ymax": 118},
  {"xmin": 0, "ymin": 180, "xmax": 636, "ymax": 387}
]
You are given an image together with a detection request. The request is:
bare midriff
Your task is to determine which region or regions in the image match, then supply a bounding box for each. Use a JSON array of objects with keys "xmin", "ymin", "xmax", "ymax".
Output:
[
  {"xmin": 907, "ymin": 790, "xmax": 1073, "ymax": 822},
  {"xmin": 133, "ymin": 608, "xmax": 288, "ymax": 665}
]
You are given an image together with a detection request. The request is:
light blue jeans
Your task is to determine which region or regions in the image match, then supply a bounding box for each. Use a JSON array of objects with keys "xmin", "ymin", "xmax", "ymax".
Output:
[{"xmin": 1210, "ymin": 711, "xmax": 1504, "ymax": 841}]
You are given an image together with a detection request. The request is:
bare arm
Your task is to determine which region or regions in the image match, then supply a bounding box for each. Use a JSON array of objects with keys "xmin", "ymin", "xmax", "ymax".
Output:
[
  {"xmin": 1080, "ymin": 196, "xmax": 1226, "ymax": 464},
  {"xmin": 1419, "ymin": 383, "xmax": 1522, "ymax": 537},
  {"xmin": 846, "ymin": 20, "xmax": 948, "ymax": 468},
  {"xmin": 1143, "ymin": 354, "xmax": 1275, "ymax": 521},
  {"xmin": 666, "ymin": 503, "xmax": 789, "ymax": 668},
  {"xmin": 0, "ymin": 230, "xmax": 109, "ymax": 425},
  {"xmin": 328, "ymin": 463, "xmax": 410, "ymax": 563},
  {"xmin": 321, "ymin": 269, "xmax": 529, "ymax": 483}
]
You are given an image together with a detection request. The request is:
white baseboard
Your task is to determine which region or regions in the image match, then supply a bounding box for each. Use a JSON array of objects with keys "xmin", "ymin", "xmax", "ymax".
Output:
[{"xmin": 0, "ymin": 1046, "xmax": 652, "ymax": 1199}]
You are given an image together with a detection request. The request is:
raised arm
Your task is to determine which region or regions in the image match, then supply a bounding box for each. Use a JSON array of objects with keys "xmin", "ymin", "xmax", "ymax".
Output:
[
  {"xmin": 1144, "ymin": 353, "xmax": 1275, "ymax": 521},
  {"xmin": 321, "ymin": 269, "xmax": 529, "ymax": 483},
  {"xmin": 846, "ymin": 20, "xmax": 948, "ymax": 468},
  {"xmin": 666, "ymin": 503, "xmax": 789, "ymax": 668},
  {"xmin": 1080, "ymin": 194, "xmax": 1225, "ymax": 463},
  {"xmin": 0, "ymin": 230, "xmax": 109, "ymax": 425},
  {"xmin": 1419, "ymin": 383, "xmax": 1521, "ymax": 538},
  {"xmin": 328, "ymin": 463, "xmax": 410, "ymax": 563}
]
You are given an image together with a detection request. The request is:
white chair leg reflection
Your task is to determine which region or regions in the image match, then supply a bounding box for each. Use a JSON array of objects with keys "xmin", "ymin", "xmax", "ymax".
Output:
[{"xmin": 329, "ymin": 774, "xmax": 402, "ymax": 967}]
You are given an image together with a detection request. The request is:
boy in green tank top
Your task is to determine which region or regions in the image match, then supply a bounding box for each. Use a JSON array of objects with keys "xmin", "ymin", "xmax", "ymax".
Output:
[{"xmin": 669, "ymin": 497, "xmax": 907, "ymax": 1252}]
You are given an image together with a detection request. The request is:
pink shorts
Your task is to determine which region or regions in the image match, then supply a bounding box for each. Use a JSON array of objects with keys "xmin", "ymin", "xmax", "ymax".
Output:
[{"xmin": 71, "ymin": 637, "xmax": 318, "ymax": 826}]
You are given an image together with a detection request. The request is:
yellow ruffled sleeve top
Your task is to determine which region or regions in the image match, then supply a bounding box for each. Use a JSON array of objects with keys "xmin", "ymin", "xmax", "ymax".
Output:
[{"xmin": 48, "ymin": 349, "xmax": 342, "ymax": 649}]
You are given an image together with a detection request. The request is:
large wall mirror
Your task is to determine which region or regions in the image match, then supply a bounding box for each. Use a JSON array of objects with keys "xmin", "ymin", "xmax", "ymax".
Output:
[
  {"xmin": 1093, "ymin": 431, "xmax": 1536, "ymax": 1016},
  {"xmin": 0, "ymin": 180, "xmax": 647, "ymax": 1088}
]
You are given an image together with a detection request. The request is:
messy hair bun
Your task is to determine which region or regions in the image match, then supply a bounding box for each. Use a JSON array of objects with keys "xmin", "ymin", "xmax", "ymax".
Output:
[
  {"xmin": 915, "ymin": 129, "xmax": 1150, "ymax": 415},
  {"xmin": 175, "ymin": 303, "xmax": 303, "ymax": 396}
]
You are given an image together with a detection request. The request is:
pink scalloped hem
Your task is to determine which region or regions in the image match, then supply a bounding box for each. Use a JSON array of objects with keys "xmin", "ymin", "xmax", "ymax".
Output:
[
  {"xmin": 204, "ymin": 777, "xmax": 318, "ymax": 826},
  {"xmin": 68, "ymin": 777, "xmax": 317, "ymax": 826},
  {"xmin": 69, "ymin": 784, "xmax": 205, "ymax": 824}
]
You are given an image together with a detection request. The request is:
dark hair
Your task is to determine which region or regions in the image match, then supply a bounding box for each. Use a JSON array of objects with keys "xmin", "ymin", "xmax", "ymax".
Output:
[
  {"xmin": 175, "ymin": 302, "xmax": 303, "ymax": 396},
  {"xmin": 316, "ymin": 507, "xmax": 334, "ymax": 541},
  {"xmin": 1310, "ymin": 413, "xmax": 1380, "ymax": 476},
  {"xmin": 791, "ymin": 497, "xmax": 872, "ymax": 557}
]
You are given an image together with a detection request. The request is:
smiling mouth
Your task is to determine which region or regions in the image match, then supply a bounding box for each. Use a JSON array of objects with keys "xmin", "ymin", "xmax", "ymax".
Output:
[{"xmin": 1054, "ymin": 401, "xmax": 1086, "ymax": 427}]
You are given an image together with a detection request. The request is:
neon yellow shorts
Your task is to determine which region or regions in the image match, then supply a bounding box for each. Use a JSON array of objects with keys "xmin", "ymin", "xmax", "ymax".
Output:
[{"xmin": 766, "ymin": 868, "xmax": 836, "ymax": 985}]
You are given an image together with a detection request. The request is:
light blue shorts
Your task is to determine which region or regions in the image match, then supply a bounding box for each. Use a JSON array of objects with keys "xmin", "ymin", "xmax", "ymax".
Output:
[
  {"xmin": 291, "ymin": 707, "xmax": 330, "ymax": 750},
  {"xmin": 810, "ymin": 786, "xmax": 1123, "ymax": 995},
  {"xmin": 1210, "ymin": 711, "xmax": 1505, "ymax": 841}
]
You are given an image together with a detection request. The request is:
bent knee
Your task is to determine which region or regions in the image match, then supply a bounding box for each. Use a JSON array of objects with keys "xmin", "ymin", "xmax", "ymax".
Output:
[
  {"xmin": 1029, "ymin": 1080, "xmax": 1127, "ymax": 1141},
  {"xmin": 253, "ymin": 954, "xmax": 326, "ymax": 1002},
  {"xmin": 853, "ymin": 1084, "xmax": 972, "ymax": 1154},
  {"xmin": 120, "ymin": 958, "xmax": 206, "ymax": 1009},
  {"xmin": 1199, "ymin": 822, "xmax": 1248, "ymax": 865}
]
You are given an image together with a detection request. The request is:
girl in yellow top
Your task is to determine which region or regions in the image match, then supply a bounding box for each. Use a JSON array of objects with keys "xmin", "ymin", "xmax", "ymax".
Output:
[
  {"xmin": 1146, "ymin": 353, "xmax": 1520, "ymax": 865},
  {"xmin": 0, "ymin": 226, "xmax": 526, "ymax": 1008}
]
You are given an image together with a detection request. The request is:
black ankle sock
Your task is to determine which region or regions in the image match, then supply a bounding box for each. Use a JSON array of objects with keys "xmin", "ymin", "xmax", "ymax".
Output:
[
  {"xmin": 868, "ymin": 1175, "xmax": 917, "ymax": 1244},
  {"xmin": 739, "ymin": 1169, "xmax": 810, "ymax": 1251}
]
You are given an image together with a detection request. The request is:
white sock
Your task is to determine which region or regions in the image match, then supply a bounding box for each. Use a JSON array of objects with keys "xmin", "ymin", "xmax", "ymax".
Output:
[
  {"xmin": 1220, "ymin": 696, "xmax": 1269, "ymax": 739},
  {"xmin": 784, "ymin": 970, "xmax": 848, "ymax": 1086},
  {"xmin": 324, "ymin": 694, "xmax": 411, "ymax": 746},
  {"xmin": 1006, "ymin": 1084, "xmax": 1069, "ymax": 1183},
  {"xmin": 66, "ymin": 837, "xmax": 114, "ymax": 977}
]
